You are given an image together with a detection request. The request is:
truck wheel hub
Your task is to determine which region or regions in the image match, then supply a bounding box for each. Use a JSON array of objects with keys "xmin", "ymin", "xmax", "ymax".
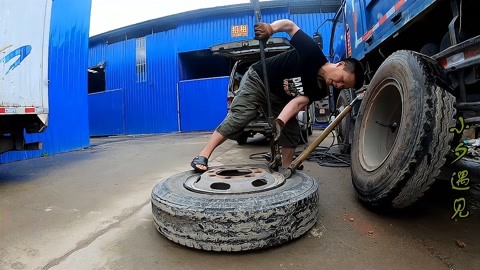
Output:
[{"xmin": 184, "ymin": 166, "xmax": 286, "ymax": 194}]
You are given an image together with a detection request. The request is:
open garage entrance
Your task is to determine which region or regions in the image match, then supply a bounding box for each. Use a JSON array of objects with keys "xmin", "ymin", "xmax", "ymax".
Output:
[{"xmin": 178, "ymin": 49, "xmax": 231, "ymax": 132}]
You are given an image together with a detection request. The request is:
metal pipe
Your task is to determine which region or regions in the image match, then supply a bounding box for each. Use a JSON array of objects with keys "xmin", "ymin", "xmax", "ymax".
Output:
[{"xmin": 281, "ymin": 93, "xmax": 364, "ymax": 179}]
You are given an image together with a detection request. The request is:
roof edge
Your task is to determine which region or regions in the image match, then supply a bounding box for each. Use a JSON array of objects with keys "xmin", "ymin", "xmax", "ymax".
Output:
[{"xmin": 89, "ymin": 0, "xmax": 341, "ymax": 44}]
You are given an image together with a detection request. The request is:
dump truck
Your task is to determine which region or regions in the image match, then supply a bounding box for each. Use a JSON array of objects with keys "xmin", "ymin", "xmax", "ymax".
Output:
[
  {"xmin": 327, "ymin": 0, "xmax": 480, "ymax": 209},
  {"xmin": 0, "ymin": 1, "xmax": 50, "ymax": 155}
]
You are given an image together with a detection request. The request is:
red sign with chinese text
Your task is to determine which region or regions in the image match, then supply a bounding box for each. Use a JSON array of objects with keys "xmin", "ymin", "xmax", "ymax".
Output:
[{"xmin": 231, "ymin": 25, "xmax": 248, "ymax": 37}]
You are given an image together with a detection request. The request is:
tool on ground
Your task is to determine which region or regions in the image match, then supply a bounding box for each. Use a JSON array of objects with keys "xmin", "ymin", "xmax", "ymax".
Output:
[
  {"xmin": 250, "ymin": 0, "xmax": 282, "ymax": 171},
  {"xmin": 280, "ymin": 86, "xmax": 368, "ymax": 179}
]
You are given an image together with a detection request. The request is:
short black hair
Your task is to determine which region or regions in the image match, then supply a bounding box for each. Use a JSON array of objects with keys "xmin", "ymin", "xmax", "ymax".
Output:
[{"xmin": 343, "ymin": 58, "xmax": 365, "ymax": 90}]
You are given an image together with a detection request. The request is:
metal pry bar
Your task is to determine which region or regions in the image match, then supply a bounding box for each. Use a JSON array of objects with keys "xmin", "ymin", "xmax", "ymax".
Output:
[{"xmin": 250, "ymin": 0, "xmax": 281, "ymax": 171}]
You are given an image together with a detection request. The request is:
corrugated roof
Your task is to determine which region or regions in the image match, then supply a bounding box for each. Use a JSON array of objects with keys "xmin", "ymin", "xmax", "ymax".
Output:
[{"xmin": 90, "ymin": 0, "xmax": 341, "ymax": 44}]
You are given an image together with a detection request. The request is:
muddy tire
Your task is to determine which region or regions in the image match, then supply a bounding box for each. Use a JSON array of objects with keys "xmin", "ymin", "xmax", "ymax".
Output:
[
  {"xmin": 151, "ymin": 164, "xmax": 319, "ymax": 251},
  {"xmin": 300, "ymin": 128, "xmax": 308, "ymax": 144},
  {"xmin": 335, "ymin": 89, "xmax": 355, "ymax": 154},
  {"xmin": 307, "ymin": 104, "xmax": 315, "ymax": 136},
  {"xmin": 419, "ymin": 43, "xmax": 439, "ymax": 56},
  {"xmin": 351, "ymin": 50, "xmax": 456, "ymax": 209},
  {"xmin": 236, "ymin": 132, "xmax": 249, "ymax": 145}
]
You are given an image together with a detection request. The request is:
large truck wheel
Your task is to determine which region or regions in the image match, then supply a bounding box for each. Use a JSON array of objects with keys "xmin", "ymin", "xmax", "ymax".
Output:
[
  {"xmin": 151, "ymin": 164, "xmax": 319, "ymax": 251},
  {"xmin": 351, "ymin": 50, "xmax": 456, "ymax": 209},
  {"xmin": 236, "ymin": 132, "xmax": 249, "ymax": 145},
  {"xmin": 300, "ymin": 129, "xmax": 309, "ymax": 144},
  {"xmin": 335, "ymin": 89, "xmax": 355, "ymax": 154}
]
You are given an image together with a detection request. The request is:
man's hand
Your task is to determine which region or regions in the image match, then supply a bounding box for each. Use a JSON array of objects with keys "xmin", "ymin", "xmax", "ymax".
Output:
[{"xmin": 254, "ymin": 23, "xmax": 273, "ymax": 41}]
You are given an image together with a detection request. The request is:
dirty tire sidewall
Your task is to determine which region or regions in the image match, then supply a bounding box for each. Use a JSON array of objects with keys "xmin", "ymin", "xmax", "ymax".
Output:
[
  {"xmin": 236, "ymin": 132, "xmax": 249, "ymax": 145},
  {"xmin": 151, "ymin": 164, "xmax": 319, "ymax": 251},
  {"xmin": 335, "ymin": 89, "xmax": 354, "ymax": 154},
  {"xmin": 300, "ymin": 129, "xmax": 308, "ymax": 144},
  {"xmin": 351, "ymin": 50, "xmax": 456, "ymax": 209}
]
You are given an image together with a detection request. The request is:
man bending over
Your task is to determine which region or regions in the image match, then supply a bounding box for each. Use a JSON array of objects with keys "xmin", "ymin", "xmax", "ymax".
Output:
[{"xmin": 191, "ymin": 19, "xmax": 364, "ymax": 172}]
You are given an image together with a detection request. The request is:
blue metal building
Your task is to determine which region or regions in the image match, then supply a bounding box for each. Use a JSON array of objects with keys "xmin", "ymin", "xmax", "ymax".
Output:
[
  {"xmin": 0, "ymin": 0, "xmax": 92, "ymax": 163},
  {"xmin": 88, "ymin": 0, "xmax": 340, "ymax": 136}
]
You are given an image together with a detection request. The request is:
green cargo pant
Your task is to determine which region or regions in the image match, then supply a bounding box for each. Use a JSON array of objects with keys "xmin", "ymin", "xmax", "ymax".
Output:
[{"xmin": 216, "ymin": 67, "xmax": 300, "ymax": 148}]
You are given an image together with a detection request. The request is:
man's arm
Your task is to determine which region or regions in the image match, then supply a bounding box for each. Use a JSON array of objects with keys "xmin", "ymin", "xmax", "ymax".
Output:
[
  {"xmin": 276, "ymin": 95, "xmax": 310, "ymax": 124},
  {"xmin": 269, "ymin": 19, "xmax": 300, "ymax": 38},
  {"xmin": 254, "ymin": 19, "xmax": 300, "ymax": 40}
]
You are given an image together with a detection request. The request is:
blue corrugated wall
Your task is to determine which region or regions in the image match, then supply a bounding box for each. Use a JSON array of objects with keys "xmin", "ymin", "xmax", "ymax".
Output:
[
  {"xmin": 88, "ymin": 8, "xmax": 335, "ymax": 136},
  {"xmin": 125, "ymin": 30, "xmax": 178, "ymax": 134},
  {"xmin": 290, "ymin": 13, "xmax": 335, "ymax": 52},
  {"xmin": 175, "ymin": 9, "xmax": 334, "ymax": 53},
  {"xmin": 89, "ymin": 89, "xmax": 125, "ymax": 136},
  {"xmin": 176, "ymin": 9, "xmax": 290, "ymax": 52},
  {"xmin": 89, "ymin": 31, "xmax": 180, "ymax": 135},
  {"xmin": 1, "ymin": 0, "xmax": 92, "ymax": 163},
  {"xmin": 179, "ymin": 77, "xmax": 229, "ymax": 132},
  {"xmin": 89, "ymin": 42, "xmax": 106, "ymax": 67}
]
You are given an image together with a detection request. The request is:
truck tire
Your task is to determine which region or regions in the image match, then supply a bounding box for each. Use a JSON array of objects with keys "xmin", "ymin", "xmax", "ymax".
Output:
[
  {"xmin": 151, "ymin": 164, "xmax": 319, "ymax": 251},
  {"xmin": 335, "ymin": 89, "xmax": 355, "ymax": 154},
  {"xmin": 300, "ymin": 128, "xmax": 308, "ymax": 144},
  {"xmin": 419, "ymin": 43, "xmax": 439, "ymax": 56},
  {"xmin": 299, "ymin": 106, "xmax": 312, "ymax": 144},
  {"xmin": 236, "ymin": 132, "xmax": 249, "ymax": 145},
  {"xmin": 351, "ymin": 50, "xmax": 456, "ymax": 209},
  {"xmin": 307, "ymin": 104, "xmax": 315, "ymax": 136}
]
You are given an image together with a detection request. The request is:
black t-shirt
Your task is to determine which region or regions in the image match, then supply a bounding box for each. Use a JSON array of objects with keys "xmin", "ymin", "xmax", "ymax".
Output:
[{"xmin": 252, "ymin": 29, "xmax": 328, "ymax": 103}]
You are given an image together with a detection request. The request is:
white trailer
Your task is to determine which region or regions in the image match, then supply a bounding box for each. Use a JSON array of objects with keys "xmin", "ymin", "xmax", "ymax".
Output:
[{"xmin": 0, "ymin": 0, "xmax": 52, "ymax": 154}]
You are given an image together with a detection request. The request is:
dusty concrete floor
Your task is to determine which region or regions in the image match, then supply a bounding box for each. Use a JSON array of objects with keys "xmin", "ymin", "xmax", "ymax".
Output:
[{"xmin": 0, "ymin": 131, "xmax": 479, "ymax": 270}]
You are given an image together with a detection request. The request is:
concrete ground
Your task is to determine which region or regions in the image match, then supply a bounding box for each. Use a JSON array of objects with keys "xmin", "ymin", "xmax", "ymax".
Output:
[{"xmin": 0, "ymin": 130, "xmax": 478, "ymax": 270}]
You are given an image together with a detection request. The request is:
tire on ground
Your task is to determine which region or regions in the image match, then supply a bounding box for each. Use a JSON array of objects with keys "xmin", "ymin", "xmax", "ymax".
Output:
[
  {"xmin": 299, "ymin": 107, "xmax": 313, "ymax": 144},
  {"xmin": 335, "ymin": 89, "xmax": 355, "ymax": 154},
  {"xmin": 300, "ymin": 128, "xmax": 308, "ymax": 144},
  {"xmin": 308, "ymin": 105, "xmax": 315, "ymax": 136},
  {"xmin": 236, "ymin": 132, "xmax": 249, "ymax": 145},
  {"xmin": 351, "ymin": 50, "xmax": 456, "ymax": 209},
  {"xmin": 151, "ymin": 164, "xmax": 319, "ymax": 251}
]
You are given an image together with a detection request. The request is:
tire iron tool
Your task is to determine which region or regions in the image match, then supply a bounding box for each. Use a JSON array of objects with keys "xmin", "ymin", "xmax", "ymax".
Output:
[
  {"xmin": 280, "ymin": 86, "xmax": 368, "ymax": 179},
  {"xmin": 250, "ymin": 0, "xmax": 282, "ymax": 172}
]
